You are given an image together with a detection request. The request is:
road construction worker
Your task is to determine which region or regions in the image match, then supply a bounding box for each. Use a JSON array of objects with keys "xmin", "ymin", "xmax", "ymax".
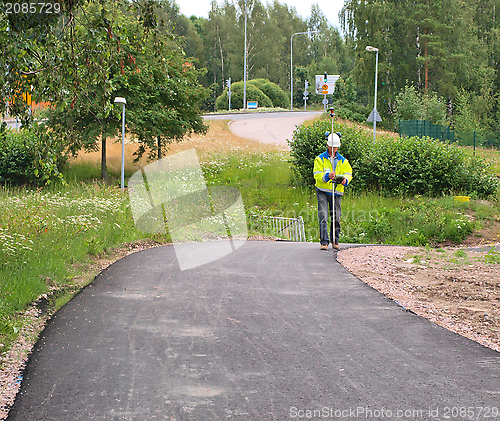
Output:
[{"xmin": 313, "ymin": 132, "xmax": 353, "ymax": 250}]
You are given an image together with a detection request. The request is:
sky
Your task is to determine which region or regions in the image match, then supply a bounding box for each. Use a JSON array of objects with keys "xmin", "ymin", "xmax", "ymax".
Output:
[{"xmin": 177, "ymin": 0, "xmax": 346, "ymax": 29}]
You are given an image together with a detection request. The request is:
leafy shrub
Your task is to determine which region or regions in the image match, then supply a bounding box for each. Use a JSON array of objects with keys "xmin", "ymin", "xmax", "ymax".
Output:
[
  {"xmin": 394, "ymin": 84, "xmax": 448, "ymax": 126},
  {"xmin": 0, "ymin": 124, "xmax": 66, "ymax": 186},
  {"xmin": 365, "ymin": 136, "xmax": 467, "ymax": 196},
  {"xmin": 288, "ymin": 118, "xmax": 372, "ymax": 189},
  {"xmin": 360, "ymin": 136, "xmax": 499, "ymax": 197},
  {"xmin": 248, "ymin": 79, "xmax": 290, "ymax": 109},
  {"xmin": 289, "ymin": 118, "xmax": 499, "ymax": 198},
  {"xmin": 288, "ymin": 119, "xmax": 331, "ymax": 187},
  {"xmin": 216, "ymin": 80, "xmax": 274, "ymax": 110},
  {"xmin": 333, "ymin": 101, "xmax": 369, "ymax": 124},
  {"xmin": 454, "ymin": 156, "xmax": 499, "ymax": 197}
]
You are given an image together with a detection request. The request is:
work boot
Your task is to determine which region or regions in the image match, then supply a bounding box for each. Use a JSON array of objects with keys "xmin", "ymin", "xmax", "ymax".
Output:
[
  {"xmin": 332, "ymin": 243, "xmax": 340, "ymax": 250},
  {"xmin": 320, "ymin": 244, "xmax": 328, "ymax": 250}
]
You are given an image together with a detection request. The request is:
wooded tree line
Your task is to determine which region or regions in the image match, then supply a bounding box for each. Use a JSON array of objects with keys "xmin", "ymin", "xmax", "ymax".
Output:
[
  {"xmin": 341, "ymin": 0, "xmax": 500, "ymax": 133},
  {"xmin": 157, "ymin": 0, "xmax": 350, "ymax": 110},
  {"xmin": 169, "ymin": 0, "xmax": 500, "ymax": 133}
]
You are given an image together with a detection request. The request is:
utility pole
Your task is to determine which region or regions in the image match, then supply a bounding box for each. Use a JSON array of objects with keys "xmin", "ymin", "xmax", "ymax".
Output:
[{"xmin": 290, "ymin": 29, "xmax": 318, "ymax": 110}]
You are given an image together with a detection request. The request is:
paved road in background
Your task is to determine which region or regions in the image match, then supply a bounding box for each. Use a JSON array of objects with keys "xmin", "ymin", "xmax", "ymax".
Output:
[
  {"xmin": 204, "ymin": 111, "xmax": 322, "ymax": 148},
  {"xmin": 9, "ymin": 241, "xmax": 500, "ymax": 420},
  {"xmin": 4, "ymin": 111, "xmax": 321, "ymax": 148}
]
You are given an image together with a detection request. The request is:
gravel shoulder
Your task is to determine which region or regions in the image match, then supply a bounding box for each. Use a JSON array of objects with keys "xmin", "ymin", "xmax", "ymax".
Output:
[{"xmin": 337, "ymin": 244, "xmax": 500, "ymax": 353}]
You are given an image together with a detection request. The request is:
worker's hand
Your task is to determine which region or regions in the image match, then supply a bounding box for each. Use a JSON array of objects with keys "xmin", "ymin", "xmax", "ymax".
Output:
[
  {"xmin": 341, "ymin": 178, "xmax": 347, "ymax": 186},
  {"xmin": 329, "ymin": 172, "xmax": 336, "ymax": 180}
]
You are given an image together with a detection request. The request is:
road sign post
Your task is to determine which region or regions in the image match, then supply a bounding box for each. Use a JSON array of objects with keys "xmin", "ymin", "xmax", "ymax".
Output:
[
  {"xmin": 322, "ymin": 97, "xmax": 328, "ymax": 111},
  {"xmin": 322, "ymin": 73, "xmax": 328, "ymax": 111}
]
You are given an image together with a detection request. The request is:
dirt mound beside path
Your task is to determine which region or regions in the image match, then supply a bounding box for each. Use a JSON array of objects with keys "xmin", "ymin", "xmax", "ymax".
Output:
[{"xmin": 338, "ymin": 245, "xmax": 500, "ymax": 353}]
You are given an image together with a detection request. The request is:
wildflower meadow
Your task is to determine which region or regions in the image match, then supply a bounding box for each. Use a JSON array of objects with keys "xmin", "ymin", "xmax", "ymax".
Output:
[{"xmin": 0, "ymin": 183, "xmax": 154, "ymax": 354}]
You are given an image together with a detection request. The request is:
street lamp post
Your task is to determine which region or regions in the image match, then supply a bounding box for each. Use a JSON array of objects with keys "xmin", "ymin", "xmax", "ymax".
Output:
[
  {"xmin": 291, "ymin": 29, "xmax": 318, "ymax": 111},
  {"xmin": 243, "ymin": 0, "xmax": 247, "ymax": 110},
  {"xmin": 114, "ymin": 97, "xmax": 126, "ymax": 191},
  {"xmin": 366, "ymin": 45, "xmax": 379, "ymax": 141}
]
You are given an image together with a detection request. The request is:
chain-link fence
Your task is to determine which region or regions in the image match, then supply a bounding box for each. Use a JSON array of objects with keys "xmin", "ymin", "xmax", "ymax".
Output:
[
  {"xmin": 399, "ymin": 120, "xmax": 500, "ymax": 150},
  {"xmin": 399, "ymin": 120, "xmax": 455, "ymax": 142},
  {"xmin": 454, "ymin": 130, "xmax": 500, "ymax": 149}
]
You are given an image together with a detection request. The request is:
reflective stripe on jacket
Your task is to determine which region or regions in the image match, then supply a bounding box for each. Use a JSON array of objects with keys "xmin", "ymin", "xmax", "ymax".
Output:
[{"xmin": 313, "ymin": 150, "xmax": 353, "ymax": 196}]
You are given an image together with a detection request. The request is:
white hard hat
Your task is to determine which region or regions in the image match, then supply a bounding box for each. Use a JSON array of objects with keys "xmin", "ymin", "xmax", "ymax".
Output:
[{"xmin": 327, "ymin": 132, "xmax": 341, "ymax": 147}]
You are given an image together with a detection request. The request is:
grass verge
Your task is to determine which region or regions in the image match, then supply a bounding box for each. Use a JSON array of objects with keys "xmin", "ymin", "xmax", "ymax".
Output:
[{"xmin": 0, "ymin": 183, "xmax": 168, "ymax": 357}]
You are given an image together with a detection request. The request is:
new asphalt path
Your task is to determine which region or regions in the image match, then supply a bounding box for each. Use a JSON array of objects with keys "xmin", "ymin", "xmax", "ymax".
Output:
[{"xmin": 8, "ymin": 241, "xmax": 500, "ymax": 420}]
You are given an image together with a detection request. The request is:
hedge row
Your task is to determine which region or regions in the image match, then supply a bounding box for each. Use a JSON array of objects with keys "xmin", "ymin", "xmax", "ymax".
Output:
[{"xmin": 288, "ymin": 119, "xmax": 499, "ymax": 198}]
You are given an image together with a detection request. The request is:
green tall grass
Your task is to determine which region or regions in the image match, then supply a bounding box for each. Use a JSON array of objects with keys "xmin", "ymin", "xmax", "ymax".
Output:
[
  {"xmin": 0, "ymin": 183, "xmax": 158, "ymax": 355},
  {"xmin": 462, "ymin": 146, "xmax": 500, "ymax": 175},
  {"xmin": 200, "ymin": 150, "xmax": 497, "ymax": 245}
]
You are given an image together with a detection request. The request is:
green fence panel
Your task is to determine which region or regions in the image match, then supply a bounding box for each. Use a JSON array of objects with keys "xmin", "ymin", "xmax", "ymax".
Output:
[
  {"xmin": 480, "ymin": 132, "xmax": 500, "ymax": 149},
  {"xmin": 454, "ymin": 130, "xmax": 500, "ymax": 148},
  {"xmin": 400, "ymin": 120, "xmax": 499, "ymax": 149},
  {"xmin": 399, "ymin": 120, "xmax": 454, "ymax": 143}
]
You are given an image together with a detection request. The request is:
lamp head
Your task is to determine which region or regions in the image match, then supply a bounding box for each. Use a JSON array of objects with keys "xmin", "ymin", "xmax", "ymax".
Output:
[
  {"xmin": 366, "ymin": 46, "xmax": 379, "ymax": 53},
  {"xmin": 114, "ymin": 97, "xmax": 127, "ymax": 105}
]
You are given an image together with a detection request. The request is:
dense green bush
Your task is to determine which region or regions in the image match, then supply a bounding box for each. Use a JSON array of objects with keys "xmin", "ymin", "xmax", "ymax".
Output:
[
  {"xmin": 216, "ymin": 81, "xmax": 273, "ymax": 110},
  {"xmin": 366, "ymin": 136, "xmax": 462, "ymax": 196},
  {"xmin": 288, "ymin": 118, "xmax": 371, "ymax": 188},
  {"xmin": 289, "ymin": 118, "xmax": 499, "ymax": 198},
  {"xmin": 0, "ymin": 124, "xmax": 66, "ymax": 186},
  {"xmin": 362, "ymin": 136, "xmax": 499, "ymax": 197},
  {"xmin": 248, "ymin": 79, "xmax": 290, "ymax": 109},
  {"xmin": 215, "ymin": 78, "xmax": 289, "ymax": 110},
  {"xmin": 333, "ymin": 100, "xmax": 369, "ymax": 124}
]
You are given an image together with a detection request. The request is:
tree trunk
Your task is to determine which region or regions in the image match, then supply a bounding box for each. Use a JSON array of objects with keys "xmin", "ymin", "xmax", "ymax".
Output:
[
  {"xmin": 424, "ymin": 30, "xmax": 428, "ymax": 93},
  {"xmin": 158, "ymin": 136, "xmax": 162, "ymax": 160},
  {"xmin": 101, "ymin": 127, "xmax": 108, "ymax": 180}
]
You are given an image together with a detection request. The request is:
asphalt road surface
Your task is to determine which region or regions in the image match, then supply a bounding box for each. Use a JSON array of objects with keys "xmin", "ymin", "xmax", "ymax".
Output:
[
  {"xmin": 205, "ymin": 111, "xmax": 322, "ymax": 148},
  {"xmin": 8, "ymin": 241, "xmax": 500, "ymax": 420}
]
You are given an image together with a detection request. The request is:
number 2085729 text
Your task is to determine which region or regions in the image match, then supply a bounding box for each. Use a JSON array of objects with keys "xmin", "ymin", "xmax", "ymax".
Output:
[{"xmin": 2, "ymin": 1, "xmax": 61, "ymax": 14}]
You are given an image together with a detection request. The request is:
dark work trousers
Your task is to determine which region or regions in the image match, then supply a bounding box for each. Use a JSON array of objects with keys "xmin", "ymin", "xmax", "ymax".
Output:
[{"xmin": 317, "ymin": 189, "xmax": 342, "ymax": 245}]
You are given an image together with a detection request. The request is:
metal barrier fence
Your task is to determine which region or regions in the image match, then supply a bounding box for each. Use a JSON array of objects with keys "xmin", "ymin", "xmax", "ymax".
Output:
[
  {"xmin": 399, "ymin": 119, "xmax": 500, "ymax": 149},
  {"xmin": 399, "ymin": 120, "xmax": 455, "ymax": 142},
  {"xmin": 261, "ymin": 216, "xmax": 306, "ymax": 242},
  {"xmin": 454, "ymin": 130, "xmax": 500, "ymax": 149}
]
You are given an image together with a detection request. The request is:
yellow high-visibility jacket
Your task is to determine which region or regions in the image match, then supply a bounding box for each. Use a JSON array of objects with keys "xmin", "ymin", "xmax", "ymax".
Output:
[{"xmin": 313, "ymin": 150, "xmax": 353, "ymax": 195}]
